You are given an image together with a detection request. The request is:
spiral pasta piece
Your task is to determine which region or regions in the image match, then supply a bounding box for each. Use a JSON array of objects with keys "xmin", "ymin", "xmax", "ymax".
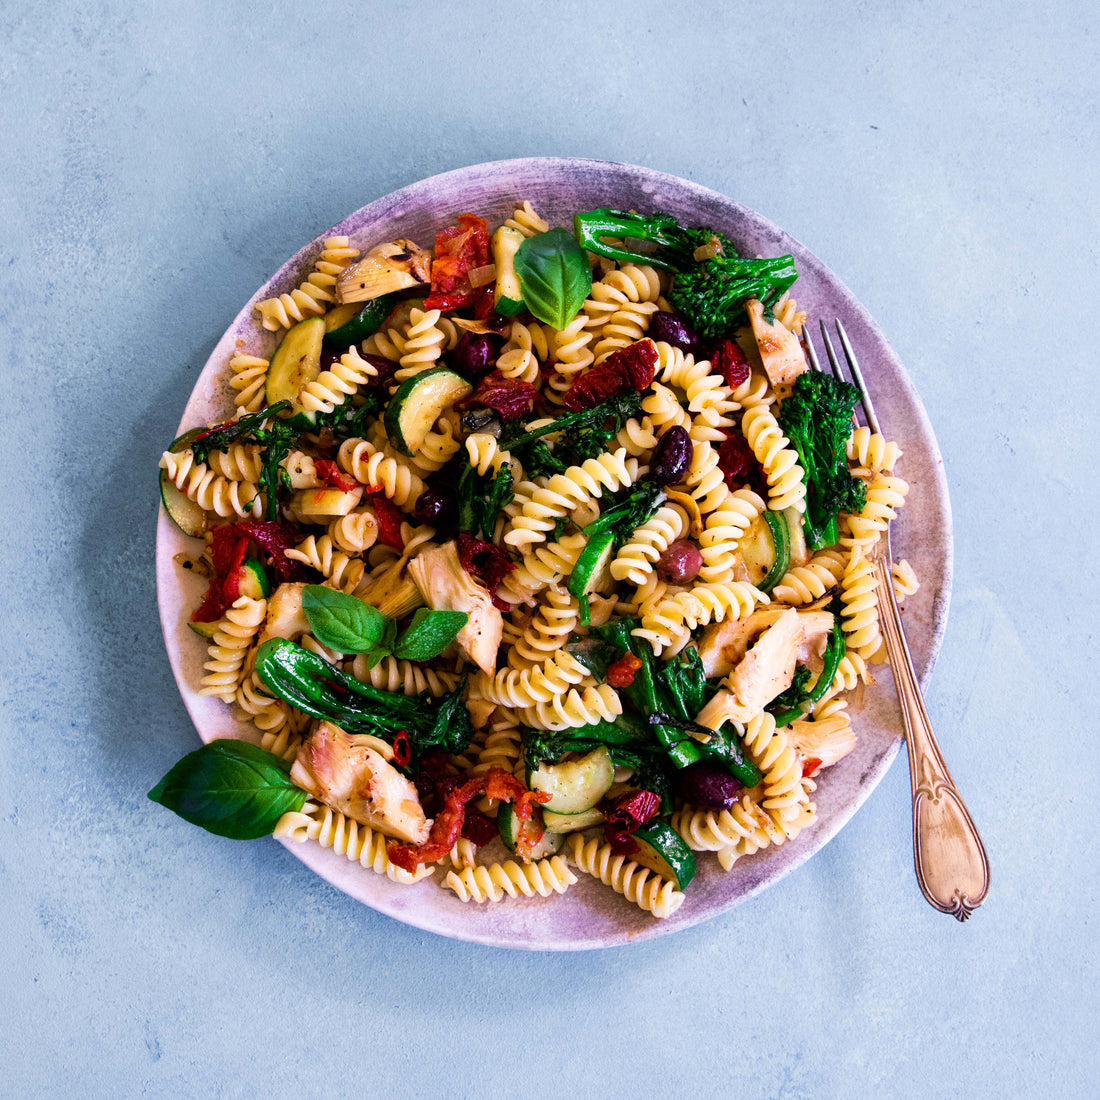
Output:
[
  {"xmin": 159, "ymin": 450, "xmax": 263, "ymax": 519},
  {"xmin": 328, "ymin": 508, "xmax": 378, "ymax": 555},
  {"xmin": 892, "ymin": 558, "xmax": 919, "ymax": 602},
  {"xmin": 472, "ymin": 650, "xmax": 591, "ymax": 707},
  {"xmin": 840, "ymin": 553, "xmax": 883, "ymax": 660},
  {"xmin": 254, "ymin": 237, "xmax": 359, "ymax": 331},
  {"xmin": 336, "ymin": 438, "xmax": 426, "ymax": 509},
  {"xmin": 697, "ymin": 488, "xmax": 766, "ymax": 582},
  {"xmin": 407, "ymin": 418, "xmax": 462, "ymax": 474},
  {"xmin": 299, "ymin": 345, "xmax": 379, "ymax": 414},
  {"xmin": 197, "ymin": 596, "xmax": 267, "ymax": 701},
  {"xmin": 847, "ymin": 426, "xmax": 901, "ymax": 475},
  {"xmin": 504, "ymin": 449, "xmax": 636, "ymax": 551},
  {"xmin": 393, "ymin": 307, "xmax": 450, "ymax": 383},
  {"xmin": 471, "ymin": 709, "xmax": 523, "ymax": 779},
  {"xmin": 275, "ymin": 802, "xmax": 434, "ymax": 885},
  {"xmin": 546, "ymin": 315, "xmax": 595, "ymax": 402},
  {"xmin": 610, "ymin": 503, "xmax": 688, "ymax": 586},
  {"xmin": 284, "ymin": 534, "xmax": 365, "ymax": 594},
  {"xmin": 741, "ymin": 404, "xmax": 806, "ymax": 514},
  {"xmin": 228, "ymin": 353, "xmax": 268, "ymax": 414},
  {"xmin": 613, "ymin": 416, "xmax": 658, "ymax": 459},
  {"xmin": 497, "ymin": 320, "xmax": 550, "ymax": 384},
  {"xmin": 672, "ymin": 795, "xmax": 781, "ymax": 855},
  {"xmin": 771, "ymin": 547, "xmax": 847, "ymax": 605},
  {"xmin": 518, "ymin": 684, "xmax": 623, "ymax": 731},
  {"xmin": 205, "ymin": 443, "xmax": 264, "ymax": 482},
  {"xmin": 348, "ymin": 654, "xmax": 459, "ymax": 696},
  {"xmin": 655, "ymin": 342, "xmax": 737, "ymax": 415},
  {"xmin": 839, "ymin": 473, "xmax": 909, "ymax": 552},
  {"xmin": 362, "ymin": 324, "xmax": 407, "ymax": 362},
  {"xmin": 497, "ymin": 534, "xmax": 588, "ymax": 606},
  {"xmin": 568, "ymin": 836, "xmax": 684, "ymax": 919},
  {"xmin": 443, "ymin": 857, "xmax": 577, "ymax": 903},
  {"xmin": 739, "ymin": 710, "xmax": 809, "ymax": 822},
  {"xmin": 634, "ymin": 581, "xmax": 766, "ymax": 657},
  {"xmin": 591, "ymin": 302, "xmax": 659, "ymax": 363},
  {"xmin": 465, "ymin": 432, "xmax": 511, "ymax": 477},
  {"xmin": 234, "ymin": 667, "xmax": 292, "ymax": 735},
  {"xmin": 507, "ymin": 587, "xmax": 580, "ymax": 668},
  {"xmin": 504, "ymin": 200, "xmax": 550, "ymax": 237}
]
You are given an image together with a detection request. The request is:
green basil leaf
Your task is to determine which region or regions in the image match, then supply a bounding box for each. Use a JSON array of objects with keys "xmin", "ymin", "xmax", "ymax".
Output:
[
  {"xmin": 302, "ymin": 584, "xmax": 387, "ymax": 653},
  {"xmin": 394, "ymin": 608, "xmax": 469, "ymax": 661},
  {"xmin": 148, "ymin": 739, "xmax": 306, "ymax": 840},
  {"xmin": 514, "ymin": 227, "xmax": 593, "ymax": 329}
]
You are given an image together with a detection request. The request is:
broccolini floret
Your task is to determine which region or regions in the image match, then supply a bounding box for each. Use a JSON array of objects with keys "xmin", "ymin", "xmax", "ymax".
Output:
[
  {"xmin": 777, "ymin": 371, "xmax": 867, "ymax": 550},
  {"xmin": 573, "ymin": 208, "xmax": 798, "ymax": 338}
]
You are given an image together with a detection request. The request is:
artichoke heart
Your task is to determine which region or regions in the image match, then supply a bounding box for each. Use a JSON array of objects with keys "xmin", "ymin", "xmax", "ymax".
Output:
[{"xmin": 336, "ymin": 239, "xmax": 431, "ymax": 303}]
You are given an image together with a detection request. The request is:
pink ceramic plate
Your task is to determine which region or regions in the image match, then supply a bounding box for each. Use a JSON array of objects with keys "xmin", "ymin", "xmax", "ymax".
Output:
[{"xmin": 156, "ymin": 158, "xmax": 952, "ymax": 949}]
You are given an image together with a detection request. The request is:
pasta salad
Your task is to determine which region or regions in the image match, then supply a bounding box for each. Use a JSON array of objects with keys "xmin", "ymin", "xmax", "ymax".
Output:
[{"xmin": 152, "ymin": 201, "xmax": 916, "ymax": 920}]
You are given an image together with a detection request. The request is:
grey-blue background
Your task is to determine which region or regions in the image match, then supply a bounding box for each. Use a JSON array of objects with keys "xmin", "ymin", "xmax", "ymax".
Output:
[{"xmin": 2, "ymin": 2, "xmax": 1096, "ymax": 1097}]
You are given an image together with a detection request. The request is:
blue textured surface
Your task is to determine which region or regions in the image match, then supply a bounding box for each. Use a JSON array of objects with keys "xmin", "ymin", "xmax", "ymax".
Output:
[{"xmin": 2, "ymin": 2, "xmax": 1096, "ymax": 1096}]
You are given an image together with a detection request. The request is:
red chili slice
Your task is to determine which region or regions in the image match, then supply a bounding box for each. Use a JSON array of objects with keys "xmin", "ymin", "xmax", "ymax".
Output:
[{"xmin": 392, "ymin": 731, "xmax": 412, "ymax": 768}]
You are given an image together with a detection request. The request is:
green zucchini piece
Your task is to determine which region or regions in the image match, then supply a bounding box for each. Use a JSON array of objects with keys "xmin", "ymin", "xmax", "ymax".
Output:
[
  {"xmin": 782, "ymin": 504, "xmax": 808, "ymax": 568},
  {"xmin": 541, "ymin": 807, "xmax": 605, "ymax": 833},
  {"xmin": 238, "ymin": 558, "xmax": 271, "ymax": 600},
  {"xmin": 160, "ymin": 469, "xmax": 207, "ymax": 537},
  {"xmin": 631, "ymin": 820, "xmax": 696, "ymax": 890},
  {"xmin": 498, "ymin": 804, "xmax": 564, "ymax": 860},
  {"xmin": 383, "ymin": 366, "xmax": 472, "ymax": 457},
  {"xmin": 188, "ymin": 619, "xmax": 219, "ymax": 640},
  {"xmin": 567, "ymin": 531, "xmax": 615, "ymax": 626},
  {"xmin": 758, "ymin": 511, "xmax": 790, "ymax": 594},
  {"xmin": 492, "ymin": 226, "xmax": 526, "ymax": 315},
  {"xmin": 265, "ymin": 317, "xmax": 325, "ymax": 423},
  {"xmin": 323, "ymin": 292, "xmax": 398, "ymax": 348},
  {"xmin": 525, "ymin": 745, "xmax": 614, "ymax": 815}
]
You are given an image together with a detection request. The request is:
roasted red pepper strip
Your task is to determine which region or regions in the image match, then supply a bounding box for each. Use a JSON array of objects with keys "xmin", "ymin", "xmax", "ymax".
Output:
[
  {"xmin": 601, "ymin": 788, "xmax": 661, "ymax": 854},
  {"xmin": 387, "ymin": 767, "xmax": 548, "ymax": 872},
  {"xmin": 191, "ymin": 525, "xmax": 249, "ymax": 623},
  {"xmin": 233, "ymin": 520, "xmax": 310, "ymax": 583},
  {"xmin": 464, "ymin": 369, "xmax": 539, "ymax": 422},
  {"xmin": 314, "ymin": 458, "xmax": 362, "ymax": 493},
  {"xmin": 371, "ymin": 497, "xmax": 405, "ymax": 549}
]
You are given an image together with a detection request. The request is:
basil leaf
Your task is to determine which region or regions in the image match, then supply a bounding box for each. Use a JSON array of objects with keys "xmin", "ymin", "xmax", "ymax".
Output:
[
  {"xmin": 394, "ymin": 608, "xmax": 469, "ymax": 661},
  {"xmin": 302, "ymin": 584, "xmax": 387, "ymax": 653},
  {"xmin": 148, "ymin": 739, "xmax": 306, "ymax": 840},
  {"xmin": 514, "ymin": 227, "xmax": 592, "ymax": 329}
]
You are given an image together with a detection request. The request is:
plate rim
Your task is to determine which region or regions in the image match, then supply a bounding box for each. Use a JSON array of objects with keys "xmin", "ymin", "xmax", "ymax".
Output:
[{"xmin": 156, "ymin": 156, "xmax": 952, "ymax": 949}]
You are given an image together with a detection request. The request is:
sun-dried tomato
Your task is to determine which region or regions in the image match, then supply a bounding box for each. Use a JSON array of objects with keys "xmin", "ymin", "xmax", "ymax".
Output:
[
  {"xmin": 716, "ymin": 429, "xmax": 763, "ymax": 491},
  {"xmin": 313, "ymin": 459, "xmax": 362, "ymax": 493},
  {"xmin": 461, "ymin": 804, "xmax": 498, "ymax": 846},
  {"xmin": 562, "ymin": 338, "xmax": 658, "ymax": 410},
  {"xmin": 601, "ymin": 788, "xmax": 660, "ymax": 854},
  {"xmin": 387, "ymin": 766, "xmax": 547, "ymax": 871},
  {"xmin": 233, "ymin": 520, "xmax": 309, "ymax": 582},
  {"xmin": 371, "ymin": 497, "xmax": 405, "ymax": 549},
  {"xmin": 191, "ymin": 524, "xmax": 250, "ymax": 623},
  {"xmin": 457, "ymin": 532, "xmax": 514, "ymax": 608},
  {"xmin": 423, "ymin": 214, "xmax": 491, "ymax": 311},
  {"xmin": 606, "ymin": 652, "xmax": 643, "ymax": 688},
  {"xmin": 464, "ymin": 370, "xmax": 539, "ymax": 422},
  {"xmin": 710, "ymin": 338, "xmax": 751, "ymax": 389}
]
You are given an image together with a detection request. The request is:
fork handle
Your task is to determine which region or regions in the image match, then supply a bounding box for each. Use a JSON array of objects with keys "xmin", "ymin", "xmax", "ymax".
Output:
[{"xmin": 871, "ymin": 561, "xmax": 990, "ymax": 920}]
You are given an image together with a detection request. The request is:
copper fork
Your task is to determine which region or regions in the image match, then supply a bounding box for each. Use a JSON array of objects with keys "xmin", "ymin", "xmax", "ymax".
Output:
[{"xmin": 803, "ymin": 320, "xmax": 990, "ymax": 920}]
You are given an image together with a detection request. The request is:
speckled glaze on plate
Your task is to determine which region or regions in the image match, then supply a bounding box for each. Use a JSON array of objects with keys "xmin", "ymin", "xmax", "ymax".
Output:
[{"xmin": 156, "ymin": 158, "xmax": 952, "ymax": 949}]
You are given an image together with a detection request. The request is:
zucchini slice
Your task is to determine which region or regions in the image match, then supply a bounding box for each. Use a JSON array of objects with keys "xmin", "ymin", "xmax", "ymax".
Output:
[
  {"xmin": 498, "ymin": 804, "xmax": 564, "ymax": 860},
  {"xmin": 188, "ymin": 619, "xmax": 219, "ymax": 640},
  {"xmin": 265, "ymin": 317, "xmax": 325, "ymax": 422},
  {"xmin": 567, "ymin": 532, "xmax": 615, "ymax": 626},
  {"xmin": 526, "ymin": 746, "xmax": 615, "ymax": 815},
  {"xmin": 238, "ymin": 558, "xmax": 271, "ymax": 600},
  {"xmin": 323, "ymin": 292, "xmax": 398, "ymax": 348},
  {"xmin": 631, "ymin": 820, "xmax": 696, "ymax": 890},
  {"xmin": 758, "ymin": 511, "xmax": 790, "ymax": 593},
  {"xmin": 160, "ymin": 469, "xmax": 207, "ymax": 537},
  {"xmin": 491, "ymin": 226, "xmax": 526, "ymax": 316},
  {"xmin": 383, "ymin": 366, "xmax": 472, "ymax": 457},
  {"xmin": 782, "ymin": 504, "xmax": 809, "ymax": 568},
  {"xmin": 541, "ymin": 806, "xmax": 605, "ymax": 833}
]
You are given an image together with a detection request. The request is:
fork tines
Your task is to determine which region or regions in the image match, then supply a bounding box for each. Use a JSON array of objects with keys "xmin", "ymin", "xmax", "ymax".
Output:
[{"xmin": 803, "ymin": 320, "xmax": 881, "ymax": 436}]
